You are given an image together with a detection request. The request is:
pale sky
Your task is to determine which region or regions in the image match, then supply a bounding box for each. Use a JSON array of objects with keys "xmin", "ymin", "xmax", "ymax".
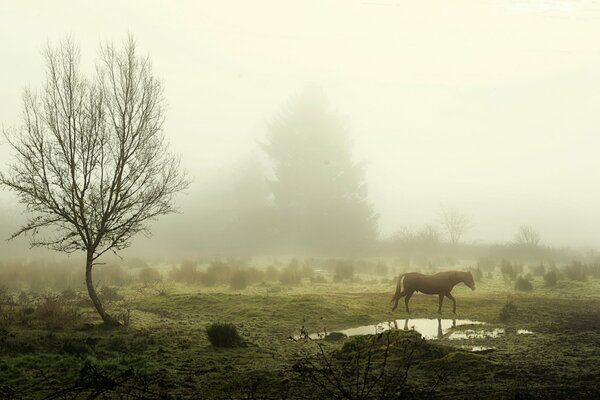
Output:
[{"xmin": 1, "ymin": 0, "xmax": 600, "ymax": 250}]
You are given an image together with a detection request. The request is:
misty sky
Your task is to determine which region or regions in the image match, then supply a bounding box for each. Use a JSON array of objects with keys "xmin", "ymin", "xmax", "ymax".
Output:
[{"xmin": 1, "ymin": 0, "xmax": 600, "ymax": 250}]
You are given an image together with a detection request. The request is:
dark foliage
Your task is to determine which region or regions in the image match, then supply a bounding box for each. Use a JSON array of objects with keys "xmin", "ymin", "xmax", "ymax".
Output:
[
  {"xmin": 206, "ymin": 322, "xmax": 244, "ymax": 348},
  {"xmin": 514, "ymin": 275, "xmax": 533, "ymax": 291}
]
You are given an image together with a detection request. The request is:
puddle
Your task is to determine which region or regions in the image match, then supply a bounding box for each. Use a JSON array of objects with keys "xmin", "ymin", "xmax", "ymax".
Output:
[
  {"xmin": 448, "ymin": 328, "xmax": 504, "ymax": 340},
  {"xmin": 517, "ymin": 329, "xmax": 533, "ymax": 335},
  {"xmin": 292, "ymin": 318, "xmax": 486, "ymax": 341},
  {"xmin": 464, "ymin": 345, "xmax": 496, "ymax": 354},
  {"xmin": 292, "ymin": 319, "xmax": 534, "ymax": 342}
]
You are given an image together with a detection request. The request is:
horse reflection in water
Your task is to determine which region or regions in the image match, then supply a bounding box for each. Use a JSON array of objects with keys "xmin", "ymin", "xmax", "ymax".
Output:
[
  {"xmin": 391, "ymin": 271, "xmax": 475, "ymax": 314},
  {"xmin": 393, "ymin": 318, "xmax": 457, "ymax": 339}
]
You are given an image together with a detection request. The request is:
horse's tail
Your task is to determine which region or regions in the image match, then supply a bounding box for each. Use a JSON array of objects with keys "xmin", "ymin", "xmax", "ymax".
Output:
[{"xmin": 391, "ymin": 273, "xmax": 406, "ymax": 311}]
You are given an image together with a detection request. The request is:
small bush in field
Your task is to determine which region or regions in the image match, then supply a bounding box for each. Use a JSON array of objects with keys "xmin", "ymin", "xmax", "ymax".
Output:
[
  {"xmin": 206, "ymin": 322, "xmax": 244, "ymax": 347},
  {"xmin": 514, "ymin": 275, "xmax": 533, "ymax": 291},
  {"xmin": 500, "ymin": 260, "xmax": 517, "ymax": 281},
  {"xmin": 544, "ymin": 268, "xmax": 558, "ymax": 287},
  {"xmin": 139, "ymin": 267, "xmax": 162, "ymax": 286},
  {"xmin": 169, "ymin": 260, "xmax": 200, "ymax": 283},
  {"xmin": 229, "ymin": 271, "xmax": 248, "ymax": 291},
  {"xmin": 280, "ymin": 262, "xmax": 302, "ymax": 285},
  {"xmin": 564, "ymin": 261, "xmax": 588, "ymax": 282},
  {"xmin": 333, "ymin": 261, "xmax": 354, "ymax": 283},
  {"xmin": 264, "ymin": 265, "xmax": 280, "ymax": 282},
  {"xmin": 35, "ymin": 293, "xmax": 80, "ymax": 326},
  {"xmin": 99, "ymin": 286, "xmax": 123, "ymax": 302},
  {"xmin": 499, "ymin": 299, "xmax": 518, "ymax": 321},
  {"xmin": 530, "ymin": 263, "xmax": 546, "ymax": 276}
]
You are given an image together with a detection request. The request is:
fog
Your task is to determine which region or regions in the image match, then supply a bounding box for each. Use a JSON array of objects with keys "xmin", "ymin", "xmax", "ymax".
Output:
[{"xmin": 1, "ymin": 0, "xmax": 600, "ymax": 260}]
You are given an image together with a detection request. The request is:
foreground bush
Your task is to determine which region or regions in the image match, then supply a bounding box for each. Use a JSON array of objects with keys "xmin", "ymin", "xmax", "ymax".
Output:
[
  {"xmin": 206, "ymin": 322, "xmax": 244, "ymax": 347},
  {"xmin": 514, "ymin": 275, "xmax": 533, "ymax": 291}
]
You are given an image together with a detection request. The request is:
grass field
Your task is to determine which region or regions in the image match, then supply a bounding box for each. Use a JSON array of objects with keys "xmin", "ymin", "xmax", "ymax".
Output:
[{"xmin": 1, "ymin": 267, "xmax": 600, "ymax": 399}]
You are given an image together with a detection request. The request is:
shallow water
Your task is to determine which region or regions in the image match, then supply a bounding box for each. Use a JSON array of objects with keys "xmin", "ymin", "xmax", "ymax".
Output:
[
  {"xmin": 447, "ymin": 328, "xmax": 504, "ymax": 340},
  {"xmin": 292, "ymin": 318, "xmax": 487, "ymax": 341},
  {"xmin": 293, "ymin": 318, "xmax": 533, "ymax": 342},
  {"xmin": 338, "ymin": 319, "xmax": 485, "ymax": 340}
]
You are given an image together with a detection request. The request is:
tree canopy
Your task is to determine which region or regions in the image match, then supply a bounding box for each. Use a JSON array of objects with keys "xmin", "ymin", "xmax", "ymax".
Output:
[{"xmin": 261, "ymin": 87, "xmax": 378, "ymax": 255}]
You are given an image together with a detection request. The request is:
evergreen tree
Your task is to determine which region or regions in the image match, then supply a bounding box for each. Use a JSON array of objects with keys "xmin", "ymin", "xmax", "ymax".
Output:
[{"xmin": 261, "ymin": 87, "xmax": 378, "ymax": 255}]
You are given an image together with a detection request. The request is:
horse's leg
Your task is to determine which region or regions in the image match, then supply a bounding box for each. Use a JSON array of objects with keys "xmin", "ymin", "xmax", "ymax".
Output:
[
  {"xmin": 391, "ymin": 291, "xmax": 406, "ymax": 311},
  {"xmin": 446, "ymin": 292, "xmax": 457, "ymax": 314},
  {"xmin": 438, "ymin": 294, "xmax": 444, "ymax": 314},
  {"xmin": 404, "ymin": 291, "xmax": 414, "ymax": 314}
]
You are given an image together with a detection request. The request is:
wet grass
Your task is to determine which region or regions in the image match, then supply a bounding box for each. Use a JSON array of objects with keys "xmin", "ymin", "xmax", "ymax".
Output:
[{"xmin": 1, "ymin": 272, "xmax": 600, "ymax": 398}]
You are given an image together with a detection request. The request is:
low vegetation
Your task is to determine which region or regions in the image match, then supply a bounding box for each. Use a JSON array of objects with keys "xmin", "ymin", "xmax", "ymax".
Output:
[{"xmin": 1, "ymin": 257, "xmax": 600, "ymax": 398}]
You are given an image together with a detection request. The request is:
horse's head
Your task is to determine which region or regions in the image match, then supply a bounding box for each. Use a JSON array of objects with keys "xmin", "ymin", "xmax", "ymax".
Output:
[{"xmin": 464, "ymin": 271, "xmax": 475, "ymax": 290}]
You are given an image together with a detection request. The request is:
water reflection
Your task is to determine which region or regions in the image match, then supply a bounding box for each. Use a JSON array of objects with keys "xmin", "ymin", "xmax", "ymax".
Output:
[{"xmin": 336, "ymin": 318, "xmax": 485, "ymax": 340}]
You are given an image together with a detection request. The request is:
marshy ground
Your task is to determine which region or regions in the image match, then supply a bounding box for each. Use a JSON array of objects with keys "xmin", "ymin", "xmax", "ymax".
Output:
[{"xmin": 1, "ymin": 264, "xmax": 600, "ymax": 399}]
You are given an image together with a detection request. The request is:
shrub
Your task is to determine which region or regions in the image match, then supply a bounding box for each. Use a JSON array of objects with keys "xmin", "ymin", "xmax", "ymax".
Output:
[
  {"xmin": 477, "ymin": 257, "xmax": 496, "ymax": 272},
  {"xmin": 35, "ymin": 293, "xmax": 80, "ymax": 327},
  {"xmin": 499, "ymin": 299, "xmax": 518, "ymax": 322},
  {"xmin": 333, "ymin": 261, "xmax": 354, "ymax": 283},
  {"xmin": 564, "ymin": 261, "xmax": 588, "ymax": 282},
  {"xmin": 206, "ymin": 322, "xmax": 244, "ymax": 347},
  {"xmin": 169, "ymin": 260, "xmax": 200, "ymax": 283},
  {"xmin": 280, "ymin": 262, "xmax": 302, "ymax": 285},
  {"xmin": 200, "ymin": 260, "xmax": 232, "ymax": 286},
  {"xmin": 99, "ymin": 286, "xmax": 123, "ymax": 302},
  {"xmin": 264, "ymin": 266, "xmax": 280, "ymax": 282},
  {"xmin": 530, "ymin": 263, "xmax": 546, "ymax": 276},
  {"xmin": 138, "ymin": 267, "xmax": 162, "ymax": 286},
  {"xmin": 374, "ymin": 262, "xmax": 389, "ymax": 276},
  {"xmin": 514, "ymin": 275, "xmax": 533, "ymax": 291},
  {"xmin": 544, "ymin": 268, "xmax": 559, "ymax": 287},
  {"xmin": 500, "ymin": 260, "xmax": 516, "ymax": 281},
  {"xmin": 229, "ymin": 271, "xmax": 248, "ymax": 291},
  {"xmin": 95, "ymin": 264, "xmax": 132, "ymax": 287}
]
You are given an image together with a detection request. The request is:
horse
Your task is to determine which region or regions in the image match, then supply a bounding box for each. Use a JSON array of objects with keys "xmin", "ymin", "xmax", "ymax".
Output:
[{"xmin": 391, "ymin": 271, "xmax": 475, "ymax": 314}]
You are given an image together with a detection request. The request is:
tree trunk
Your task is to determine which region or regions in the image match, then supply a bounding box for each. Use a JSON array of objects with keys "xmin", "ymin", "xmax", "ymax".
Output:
[{"xmin": 85, "ymin": 253, "xmax": 120, "ymax": 326}]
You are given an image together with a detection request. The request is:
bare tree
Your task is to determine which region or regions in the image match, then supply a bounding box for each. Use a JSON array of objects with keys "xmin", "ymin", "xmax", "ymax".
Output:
[
  {"xmin": 515, "ymin": 225, "xmax": 541, "ymax": 247},
  {"xmin": 0, "ymin": 38, "xmax": 189, "ymax": 325},
  {"xmin": 440, "ymin": 208, "xmax": 470, "ymax": 245}
]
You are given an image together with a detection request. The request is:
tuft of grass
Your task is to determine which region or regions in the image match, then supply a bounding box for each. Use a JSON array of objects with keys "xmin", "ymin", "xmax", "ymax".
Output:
[{"xmin": 206, "ymin": 322, "xmax": 244, "ymax": 347}]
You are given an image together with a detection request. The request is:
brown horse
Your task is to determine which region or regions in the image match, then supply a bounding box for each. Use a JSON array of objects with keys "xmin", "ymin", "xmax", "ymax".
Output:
[{"xmin": 391, "ymin": 271, "xmax": 475, "ymax": 314}]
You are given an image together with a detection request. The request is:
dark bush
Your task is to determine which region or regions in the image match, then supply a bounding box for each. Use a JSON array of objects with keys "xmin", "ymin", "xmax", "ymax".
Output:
[
  {"xmin": 333, "ymin": 261, "xmax": 354, "ymax": 283},
  {"xmin": 514, "ymin": 275, "xmax": 533, "ymax": 291},
  {"xmin": 206, "ymin": 322, "xmax": 244, "ymax": 347}
]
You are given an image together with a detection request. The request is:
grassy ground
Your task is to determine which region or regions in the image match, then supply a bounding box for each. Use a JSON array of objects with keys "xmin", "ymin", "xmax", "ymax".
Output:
[{"xmin": 1, "ymin": 272, "xmax": 600, "ymax": 399}]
